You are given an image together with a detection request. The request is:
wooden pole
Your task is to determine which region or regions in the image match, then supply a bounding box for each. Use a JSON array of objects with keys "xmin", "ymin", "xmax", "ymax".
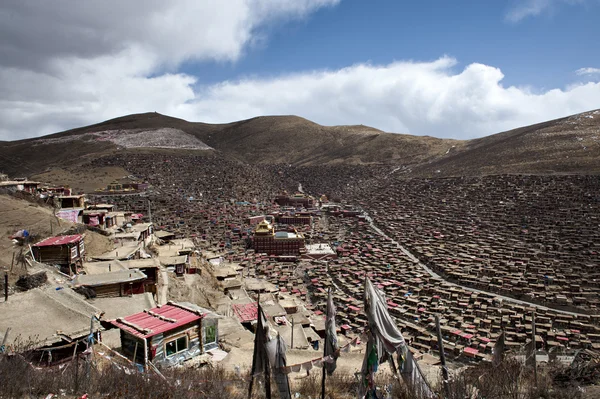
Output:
[
  {"xmin": 132, "ymin": 341, "xmax": 139, "ymax": 366},
  {"xmin": 86, "ymin": 316, "xmax": 94, "ymax": 386},
  {"xmin": 4, "ymin": 273, "xmax": 8, "ymax": 302},
  {"xmin": 75, "ymin": 348, "xmax": 79, "ymax": 393},
  {"xmin": 248, "ymin": 295, "xmax": 260, "ymax": 399},
  {"xmin": 291, "ymin": 318, "xmax": 294, "ymax": 350},
  {"xmin": 1, "ymin": 327, "xmax": 11, "ymax": 348},
  {"xmin": 435, "ymin": 315, "xmax": 450, "ymax": 398},
  {"xmin": 143, "ymin": 338, "xmax": 149, "ymax": 372},
  {"xmin": 321, "ymin": 288, "xmax": 330, "ymax": 399},
  {"xmin": 532, "ymin": 311, "xmax": 538, "ymax": 387},
  {"xmin": 265, "ymin": 334, "xmax": 272, "ymax": 399}
]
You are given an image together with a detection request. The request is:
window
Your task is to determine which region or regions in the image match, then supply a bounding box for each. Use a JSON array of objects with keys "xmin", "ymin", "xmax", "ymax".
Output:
[
  {"xmin": 203, "ymin": 319, "xmax": 218, "ymax": 349},
  {"xmin": 165, "ymin": 336, "xmax": 188, "ymax": 357}
]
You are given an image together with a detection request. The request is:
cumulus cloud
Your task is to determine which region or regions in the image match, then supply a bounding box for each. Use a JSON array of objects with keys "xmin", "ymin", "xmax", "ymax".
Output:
[
  {"xmin": 0, "ymin": 0, "xmax": 339, "ymax": 140},
  {"xmin": 505, "ymin": 0, "xmax": 586, "ymax": 22},
  {"xmin": 576, "ymin": 67, "xmax": 600, "ymax": 76},
  {"xmin": 184, "ymin": 57, "xmax": 600, "ymax": 139}
]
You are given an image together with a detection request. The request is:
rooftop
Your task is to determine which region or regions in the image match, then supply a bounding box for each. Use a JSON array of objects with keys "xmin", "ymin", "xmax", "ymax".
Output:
[
  {"xmin": 159, "ymin": 255, "xmax": 188, "ymax": 266},
  {"xmin": 232, "ymin": 302, "xmax": 258, "ymax": 323},
  {"xmin": 0, "ymin": 180, "xmax": 40, "ymax": 186},
  {"xmin": 0, "ymin": 286, "xmax": 101, "ymax": 348},
  {"xmin": 306, "ymin": 243, "xmax": 336, "ymax": 255},
  {"xmin": 33, "ymin": 234, "xmax": 84, "ymax": 247},
  {"xmin": 73, "ymin": 269, "xmax": 147, "ymax": 287},
  {"xmin": 109, "ymin": 302, "xmax": 204, "ymax": 339},
  {"xmin": 92, "ymin": 242, "xmax": 140, "ymax": 261}
]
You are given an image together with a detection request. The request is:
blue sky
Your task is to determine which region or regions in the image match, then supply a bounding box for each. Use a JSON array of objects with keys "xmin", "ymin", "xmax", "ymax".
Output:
[
  {"xmin": 185, "ymin": 1, "xmax": 599, "ymax": 89},
  {"xmin": 1, "ymin": 0, "xmax": 599, "ymax": 140}
]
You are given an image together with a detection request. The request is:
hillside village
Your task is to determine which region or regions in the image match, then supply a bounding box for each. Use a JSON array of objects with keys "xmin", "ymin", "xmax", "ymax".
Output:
[
  {"xmin": 0, "ymin": 111, "xmax": 599, "ymax": 398},
  {"xmin": 2, "ymin": 148, "xmax": 600, "ymax": 397}
]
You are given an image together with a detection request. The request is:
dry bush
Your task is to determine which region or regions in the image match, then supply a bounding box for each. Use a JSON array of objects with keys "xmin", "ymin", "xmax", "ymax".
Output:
[
  {"xmin": 293, "ymin": 372, "xmax": 358, "ymax": 399},
  {"xmin": 15, "ymin": 271, "xmax": 47, "ymax": 291},
  {"xmin": 441, "ymin": 358, "xmax": 584, "ymax": 399},
  {"xmin": 0, "ymin": 351, "xmax": 589, "ymax": 399},
  {"xmin": 0, "ymin": 352, "xmax": 246, "ymax": 399}
]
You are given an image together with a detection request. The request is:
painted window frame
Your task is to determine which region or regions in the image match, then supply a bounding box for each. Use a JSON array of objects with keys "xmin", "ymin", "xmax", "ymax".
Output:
[{"xmin": 164, "ymin": 334, "xmax": 188, "ymax": 357}]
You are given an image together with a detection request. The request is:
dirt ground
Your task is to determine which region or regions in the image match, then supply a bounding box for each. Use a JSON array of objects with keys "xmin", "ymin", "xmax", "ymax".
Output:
[
  {"xmin": 83, "ymin": 231, "xmax": 113, "ymax": 257},
  {"xmin": 31, "ymin": 166, "xmax": 131, "ymax": 193},
  {"xmin": 0, "ymin": 194, "xmax": 64, "ymax": 278},
  {"xmin": 0, "ymin": 194, "xmax": 112, "ymax": 283},
  {"xmin": 166, "ymin": 270, "xmax": 223, "ymax": 309}
]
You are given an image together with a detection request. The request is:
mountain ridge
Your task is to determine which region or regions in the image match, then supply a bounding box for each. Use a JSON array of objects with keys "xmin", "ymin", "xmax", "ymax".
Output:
[{"xmin": 1, "ymin": 109, "xmax": 599, "ymax": 177}]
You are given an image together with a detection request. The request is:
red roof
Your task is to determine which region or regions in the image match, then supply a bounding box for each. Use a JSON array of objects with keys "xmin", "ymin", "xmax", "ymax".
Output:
[
  {"xmin": 33, "ymin": 234, "xmax": 83, "ymax": 247},
  {"xmin": 232, "ymin": 302, "xmax": 258, "ymax": 323},
  {"xmin": 110, "ymin": 304, "xmax": 203, "ymax": 339},
  {"xmin": 464, "ymin": 347, "xmax": 479, "ymax": 355}
]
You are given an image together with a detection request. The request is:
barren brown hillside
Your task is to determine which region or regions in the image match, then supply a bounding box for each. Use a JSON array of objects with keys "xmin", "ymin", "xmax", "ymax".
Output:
[
  {"xmin": 1, "ymin": 109, "xmax": 600, "ymax": 177},
  {"xmin": 196, "ymin": 115, "xmax": 461, "ymax": 166},
  {"xmin": 411, "ymin": 110, "xmax": 600, "ymax": 177}
]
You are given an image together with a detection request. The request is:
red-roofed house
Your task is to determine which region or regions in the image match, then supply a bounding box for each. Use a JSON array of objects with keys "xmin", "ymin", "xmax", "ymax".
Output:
[
  {"xmin": 32, "ymin": 234, "xmax": 85, "ymax": 275},
  {"xmin": 463, "ymin": 347, "xmax": 479, "ymax": 358},
  {"xmin": 109, "ymin": 302, "xmax": 218, "ymax": 367}
]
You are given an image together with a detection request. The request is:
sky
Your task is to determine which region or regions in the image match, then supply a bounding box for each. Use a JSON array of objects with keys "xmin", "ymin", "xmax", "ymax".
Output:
[{"xmin": 1, "ymin": 0, "xmax": 599, "ymax": 141}]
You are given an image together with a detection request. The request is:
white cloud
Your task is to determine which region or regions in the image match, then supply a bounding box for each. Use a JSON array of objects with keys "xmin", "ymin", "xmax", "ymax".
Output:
[
  {"xmin": 505, "ymin": 0, "xmax": 586, "ymax": 22},
  {"xmin": 0, "ymin": 0, "xmax": 339, "ymax": 69},
  {"xmin": 0, "ymin": 0, "xmax": 339, "ymax": 140},
  {"xmin": 183, "ymin": 57, "xmax": 600, "ymax": 139},
  {"xmin": 0, "ymin": 1, "xmax": 599, "ymax": 142},
  {"xmin": 576, "ymin": 67, "xmax": 600, "ymax": 76}
]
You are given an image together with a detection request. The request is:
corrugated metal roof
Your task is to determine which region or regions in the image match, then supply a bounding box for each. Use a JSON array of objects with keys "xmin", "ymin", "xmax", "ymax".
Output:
[
  {"xmin": 231, "ymin": 302, "xmax": 258, "ymax": 323},
  {"xmin": 33, "ymin": 234, "xmax": 84, "ymax": 247},
  {"xmin": 110, "ymin": 304, "xmax": 202, "ymax": 339}
]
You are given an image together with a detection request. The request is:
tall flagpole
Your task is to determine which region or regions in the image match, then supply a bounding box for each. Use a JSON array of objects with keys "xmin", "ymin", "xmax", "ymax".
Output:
[
  {"xmin": 532, "ymin": 311, "xmax": 537, "ymax": 387},
  {"xmin": 435, "ymin": 315, "xmax": 450, "ymax": 398},
  {"xmin": 321, "ymin": 288, "xmax": 330, "ymax": 399},
  {"xmin": 248, "ymin": 294, "xmax": 260, "ymax": 399}
]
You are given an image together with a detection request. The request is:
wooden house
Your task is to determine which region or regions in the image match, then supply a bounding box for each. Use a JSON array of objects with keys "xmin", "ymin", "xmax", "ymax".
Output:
[
  {"xmin": 82, "ymin": 258, "xmax": 159, "ymax": 298},
  {"xmin": 72, "ymin": 269, "xmax": 147, "ymax": 298},
  {"xmin": 56, "ymin": 194, "xmax": 86, "ymax": 209},
  {"xmin": 109, "ymin": 302, "xmax": 219, "ymax": 367},
  {"xmin": 32, "ymin": 234, "xmax": 85, "ymax": 275},
  {"xmin": 0, "ymin": 179, "xmax": 39, "ymax": 194},
  {"xmin": 0, "ymin": 286, "xmax": 103, "ymax": 365}
]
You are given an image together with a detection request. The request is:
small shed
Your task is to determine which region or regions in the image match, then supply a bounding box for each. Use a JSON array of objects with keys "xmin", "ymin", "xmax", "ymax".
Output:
[
  {"xmin": 32, "ymin": 234, "xmax": 85, "ymax": 275},
  {"xmin": 160, "ymin": 255, "xmax": 188, "ymax": 275},
  {"xmin": 73, "ymin": 269, "xmax": 147, "ymax": 298},
  {"xmin": 56, "ymin": 194, "xmax": 86, "ymax": 209},
  {"xmin": 0, "ymin": 286, "xmax": 103, "ymax": 365},
  {"xmin": 109, "ymin": 302, "xmax": 219, "ymax": 367},
  {"xmin": 155, "ymin": 230, "xmax": 177, "ymax": 242}
]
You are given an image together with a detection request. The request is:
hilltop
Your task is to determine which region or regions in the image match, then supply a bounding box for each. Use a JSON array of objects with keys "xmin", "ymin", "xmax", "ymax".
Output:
[
  {"xmin": 412, "ymin": 109, "xmax": 600, "ymax": 177},
  {"xmin": 1, "ymin": 109, "xmax": 599, "ymax": 177}
]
